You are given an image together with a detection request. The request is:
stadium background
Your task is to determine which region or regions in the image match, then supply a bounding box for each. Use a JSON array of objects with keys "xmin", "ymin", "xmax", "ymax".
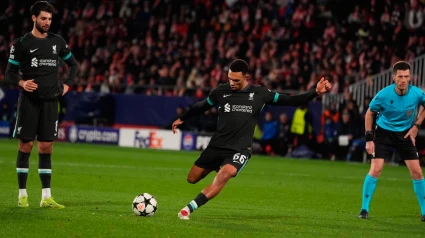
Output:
[
  {"xmin": 1, "ymin": 0, "xmax": 425, "ymax": 237},
  {"xmin": 1, "ymin": 0, "xmax": 425, "ymax": 161}
]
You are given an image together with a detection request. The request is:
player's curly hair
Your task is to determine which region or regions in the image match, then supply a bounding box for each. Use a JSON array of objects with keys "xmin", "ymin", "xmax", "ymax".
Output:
[
  {"xmin": 392, "ymin": 61, "xmax": 411, "ymax": 74},
  {"xmin": 229, "ymin": 59, "xmax": 250, "ymax": 76},
  {"xmin": 30, "ymin": 1, "xmax": 55, "ymax": 17}
]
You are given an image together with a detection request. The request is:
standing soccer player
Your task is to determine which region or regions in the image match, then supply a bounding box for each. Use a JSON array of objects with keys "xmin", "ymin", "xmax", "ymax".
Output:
[
  {"xmin": 5, "ymin": 1, "xmax": 78, "ymax": 208},
  {"xmin": 172, "ymin": 59, "xmax": 331, "ymax": 220},
  {"xmin": 359, "ymin": 61, "xmax": 425, "ymax": 221}
]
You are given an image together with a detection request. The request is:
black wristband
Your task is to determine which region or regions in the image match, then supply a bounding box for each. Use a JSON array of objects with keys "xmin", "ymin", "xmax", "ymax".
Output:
[
  {"xmin": 414, "ymin": 124, "xmax": 421, "ymax": 128},
  {"xmin": 365, "ymin": 131, "xmax": 373, "ymax": 142}
]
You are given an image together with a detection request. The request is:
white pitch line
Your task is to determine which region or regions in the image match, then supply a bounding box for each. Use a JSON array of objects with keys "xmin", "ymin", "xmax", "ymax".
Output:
[{"xmin": 0, "ymin": 160, "xmax": 411, "ymax": 181}]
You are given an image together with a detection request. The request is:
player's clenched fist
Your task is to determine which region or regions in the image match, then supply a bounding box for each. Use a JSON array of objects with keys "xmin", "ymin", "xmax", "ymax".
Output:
[{"xmin": 315, "ymin": 77, "xmax": 332, "ymax": 95}]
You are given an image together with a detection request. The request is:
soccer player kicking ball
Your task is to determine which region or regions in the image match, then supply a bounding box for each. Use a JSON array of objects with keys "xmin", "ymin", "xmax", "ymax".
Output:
[
  {"xmin": 5, "ymin": 1, "xmax": 78, "ymax": 208},
  {"xmin": 359, "ymin": 61, "xmax": 425, "ymax": 221},
  {"xmin": 172, "ymin": 59, "xmax": 331, "ymax": 220}
]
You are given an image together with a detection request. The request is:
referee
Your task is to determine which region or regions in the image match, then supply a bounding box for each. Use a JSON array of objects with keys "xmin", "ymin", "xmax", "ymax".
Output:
[
  {"xmin": 359, "ymin": 61, "xmax": 425, "ymax": 221},
  {"xmin": 5, "ymin": 1, "xmax": 78, "ymax": 209}
]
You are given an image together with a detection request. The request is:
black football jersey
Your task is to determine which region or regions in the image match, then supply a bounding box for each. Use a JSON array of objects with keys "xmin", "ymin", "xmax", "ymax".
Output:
[
  {"xmin": 206, "ymin": 83, "xmax": 278, "ymax": 151},
  {"xmin": 8, "ymin": 32, "xmax": 72, "ymax": 99}
]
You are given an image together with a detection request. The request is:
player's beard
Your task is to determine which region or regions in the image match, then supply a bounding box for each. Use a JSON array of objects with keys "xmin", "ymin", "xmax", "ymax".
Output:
[{"xmin": 35, "ymin": 20, "xmax": 49, "ymax": 34}]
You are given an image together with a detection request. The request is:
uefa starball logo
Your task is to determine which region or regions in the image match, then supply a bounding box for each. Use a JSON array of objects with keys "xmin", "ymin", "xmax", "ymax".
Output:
[{"xmin": 182, "ymin": 134, "xmax": 195, "ymax": 150}]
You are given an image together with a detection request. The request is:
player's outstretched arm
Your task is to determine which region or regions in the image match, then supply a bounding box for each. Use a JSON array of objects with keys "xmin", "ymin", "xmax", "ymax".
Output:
[
  {"xmin": 172, "ymin": 99, "xmax": 214, "ymax": 134},
  {"xmin": 269, "ymin": 78, "xmax": 331, "ymax": 106}
]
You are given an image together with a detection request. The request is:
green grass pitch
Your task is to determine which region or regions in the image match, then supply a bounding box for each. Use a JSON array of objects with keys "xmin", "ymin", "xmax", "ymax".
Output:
[{"xmin": 0, "ymin": 139, "xmax": 423, "ymax": 237}]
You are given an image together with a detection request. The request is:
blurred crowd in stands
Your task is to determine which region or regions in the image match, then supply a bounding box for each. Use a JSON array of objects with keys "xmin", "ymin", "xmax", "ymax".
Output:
[
  {"xmin": 1, "ymin": 0, "xmax": 425, "ymax": 161},
  {"xmin": 1, "ymin": 0, "xmax": 425, "ymax": 96}
]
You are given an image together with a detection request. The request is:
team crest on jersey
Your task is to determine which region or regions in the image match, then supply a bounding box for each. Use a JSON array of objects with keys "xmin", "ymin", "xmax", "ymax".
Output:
[
  {"xmin": 52, "ymin": 45, "xmax": 57, "ymax": 54},
  {"xmin": 10, "ymin": 46, "xmax": 15, "ymax": 54},
  {"xmin": 249, "ymin": 92, "xmax": 255, "ymax": 100},
  {"xmin": 406, "ymin": 109, "xmax": 413, "ymax": 118}
]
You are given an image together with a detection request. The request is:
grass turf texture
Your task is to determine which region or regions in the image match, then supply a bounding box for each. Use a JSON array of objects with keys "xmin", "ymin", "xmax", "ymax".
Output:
[{"xmin": 0, "ymin": 139, "xmax": 423, "ymax": 237}]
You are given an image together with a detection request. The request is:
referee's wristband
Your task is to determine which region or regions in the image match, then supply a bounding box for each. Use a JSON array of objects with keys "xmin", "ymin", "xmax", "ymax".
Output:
[{"xmin": 365, "ymin": 131, "xmax": 373, "ymax": 142}]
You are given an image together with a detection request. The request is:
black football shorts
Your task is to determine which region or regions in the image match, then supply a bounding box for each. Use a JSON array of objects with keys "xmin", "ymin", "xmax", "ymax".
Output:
[
  {"xmin": 373, "ymin": 126, "xmax": 418, "ymax": 160},
  {"xmin": 194, "ymin": 147, "xmax": 251, "ymax": 176},
  {"xmin": 13, "ymin": 93, "xmax": 58, "ymax": 141}
]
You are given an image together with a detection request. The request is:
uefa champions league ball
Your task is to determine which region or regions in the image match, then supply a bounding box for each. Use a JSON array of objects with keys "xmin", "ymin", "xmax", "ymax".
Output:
[{"xmin": 132, "ymin": 193, "xmax": 158, "ymax": 216}]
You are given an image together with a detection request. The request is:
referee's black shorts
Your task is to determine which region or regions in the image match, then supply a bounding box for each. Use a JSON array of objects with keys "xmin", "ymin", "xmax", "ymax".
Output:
[
  {"xmin": 373, "ymin": 126, "xmax": 419, "ymax": 160},
  {"xmin": 13, "ymin": 93, "xmax": 58, "ymax": 141}
]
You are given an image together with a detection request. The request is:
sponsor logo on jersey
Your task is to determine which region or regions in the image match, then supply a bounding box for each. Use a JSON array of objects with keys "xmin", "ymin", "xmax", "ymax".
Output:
[
  {"xmin": 224, "ymin": 103, "xmax": 252, "ymax": 113},
  {"xmin": 31, "ymin": 57, "xmax": 57, "ymax": 67},
  {"xmin": 232, "ymin": 105, "xmax": 252, "ymax": 113},
  {"xmin": 31, "ymin": 57, "xmax": 38, "ymax": 67},
  {"xmin": 224, "ymin": 103, "xmax": 231, "ymax": 112}
]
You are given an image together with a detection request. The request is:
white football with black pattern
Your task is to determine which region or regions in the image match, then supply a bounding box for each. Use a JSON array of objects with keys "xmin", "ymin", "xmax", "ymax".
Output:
[{"xmin": 132, "ymin": 193, "xmax": 158, "ymax": 216}]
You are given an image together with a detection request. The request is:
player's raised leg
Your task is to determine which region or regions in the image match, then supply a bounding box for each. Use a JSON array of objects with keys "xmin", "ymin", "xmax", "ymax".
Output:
[
  {"xmin": 178, "ymin": 164, "xmax": 237, "ymax": 220},
  {"xmin": 186, "ymin": 165, "xmax": 213, "ymax": 184},
  {"xmin": 359, "ymin": 158, "xmax": 384, "ymax": 219},
  {"xmin": 17, "ymin": 140, "xmax": 33, "ymax": 208},
  {"xmin": 178, "ymin": 165, "xmax": 213, "ymax": 220},
  {"xmin": 405, "ymin": 159, "xmax": 425, "ymax": 221},
  {"xmin": 179, "ymin": 151, "xmax": 249, "ymax": 220}
]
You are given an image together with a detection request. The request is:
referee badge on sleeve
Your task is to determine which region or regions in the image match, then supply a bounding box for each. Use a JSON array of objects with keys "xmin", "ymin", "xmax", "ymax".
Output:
[{"xmin": 406, "ymin": 109, "xmax": 413, "ymax": 118}]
